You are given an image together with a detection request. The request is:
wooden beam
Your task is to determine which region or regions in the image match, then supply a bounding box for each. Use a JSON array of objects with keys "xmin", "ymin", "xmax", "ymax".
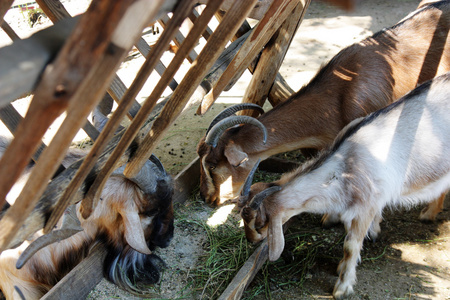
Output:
[
  {"xmin": 0, "ymin": 16, "xmax": 78, "ymax": 106},
  {"xmin": 0, "ymin": 0, "xmax": 14, "ymax": 27},
  {"xmin": 198, "ymin": 0, "xmax": 299, "ymax": 114},
  {"xmin": 83, "ymin": 0, "xmax": 228, "ymax": 212},
  {"xmin": 240, "ymin": 0, "xmax": 310, "ymax": 115},
  {"xmin": 0, "ymin": 21, "xmax": 20, "ymax": 40},
  {"xmin": 198, "ymin": 0, "xmax": 274, "ymax": 20},
  {"xmin": 0, "ymin": 0, "xmax": 166, "ymax": 252},
  {"xmin": 41, "ymin": 243, "xmax": 107, "ymax": 300},
  {"xmin": 123, "ymin": 0, "xmax": 260, "ymax": 178}
]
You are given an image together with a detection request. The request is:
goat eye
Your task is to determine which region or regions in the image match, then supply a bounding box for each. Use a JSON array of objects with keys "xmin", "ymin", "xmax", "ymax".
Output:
[{"xmin": 209, "ymin": 165, "xmax": 216, "ymax": 170}]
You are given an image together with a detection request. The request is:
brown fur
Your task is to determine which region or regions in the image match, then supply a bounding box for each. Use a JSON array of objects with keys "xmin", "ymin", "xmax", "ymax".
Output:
[{"xmin": 198, "ymin": 1, "xmax": 450, "ymax": 206}]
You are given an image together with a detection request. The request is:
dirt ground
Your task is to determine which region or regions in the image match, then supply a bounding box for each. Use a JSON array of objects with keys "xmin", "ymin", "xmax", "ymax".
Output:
[{"xmin": 2, "ymin": 0, "xmax": 450, "ymax": 299}]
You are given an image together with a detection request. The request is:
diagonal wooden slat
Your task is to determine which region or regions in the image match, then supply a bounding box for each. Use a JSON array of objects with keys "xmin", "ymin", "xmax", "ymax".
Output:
[
  {"xmin": 0, "ymin": 0, "xmax": 14, "ymax": 27},
  {"xmin": 198, "ymin": 0, "xmax": 299, "ymax": 114},
  {"xmin": 0, "ymin": 0, "xmax": 166, "ymax": 252},
  {"xmin": 47, "ymin": 0, "xmax": 198, "ymax": 228},
  {"xmin": 83, "ymin": 0, "xmax": 229, "ymax": 213},
  {"xmin": 123, "ymin": 0, "xmax": 260, "ymax": 178},
  {"xmin": 240, "ymin": 0, "xmax": 310, "ymax": 115},
  {"xmin": 0, "ymin": 20, "xmax": 20, "ymax": 40}
]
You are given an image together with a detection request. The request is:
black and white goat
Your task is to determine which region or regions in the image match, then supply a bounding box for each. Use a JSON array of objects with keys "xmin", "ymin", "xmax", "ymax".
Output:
[
  {"xmin": 0, "ymin": 114, "xmax": 174, "ymax": 299},
  {"xmin": 239, "ymin": 73, "xmax": 450, "ymax": 299},
  {"xmin": 197, "ymin": 0, "xmax": 450, "ymax": 207}
]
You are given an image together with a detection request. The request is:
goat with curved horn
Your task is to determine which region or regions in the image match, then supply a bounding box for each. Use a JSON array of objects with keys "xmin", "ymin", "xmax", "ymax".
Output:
[
  {"xmin": 206, "ymin": 103, "xmax": 265, "ymax": 135},
  {"xmin": 197, "ymin": 1, "xmax": 450, "ymax": 208},
  {"xmin": 0, "ymin": 130, "xmax": 174, "ymax": 298},
  {"xmin": 205, "ymin": 115, "xmax": 267, "ymax": 148}
]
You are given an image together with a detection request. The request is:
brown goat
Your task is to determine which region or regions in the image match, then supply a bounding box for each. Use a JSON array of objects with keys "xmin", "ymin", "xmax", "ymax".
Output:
[
  {"xmin": 0, "ymin": 136, "xmax": 174, "ymax": 299},
  {"xmin": 197, "ymin": 0, "xmax": 450, "ymax": 207}
]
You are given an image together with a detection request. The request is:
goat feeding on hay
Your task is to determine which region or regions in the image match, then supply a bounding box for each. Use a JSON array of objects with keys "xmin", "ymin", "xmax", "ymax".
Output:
[
  {"xmin": 0, "ymin": 134, "xmax": 174, "ymax": 299},
  {"xmin": 239, "ymin": 72, "xmax": 450, "ymax": 299},
  {"xmin": 197, "ymin": 0, "xmax": 450, "ymax": 209}
]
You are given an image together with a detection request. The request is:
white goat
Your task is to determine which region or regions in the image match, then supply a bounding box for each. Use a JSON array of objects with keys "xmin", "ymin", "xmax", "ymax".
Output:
[{"xmin": 240, "ymin": 72, "xmax": 450, "ymax": 299}]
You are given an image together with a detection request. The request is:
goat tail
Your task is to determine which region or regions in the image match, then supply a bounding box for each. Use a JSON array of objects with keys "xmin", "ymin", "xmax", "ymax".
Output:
[{"xmin": 104, "ymin": 245, "xmax": 165, "ymax": 296}]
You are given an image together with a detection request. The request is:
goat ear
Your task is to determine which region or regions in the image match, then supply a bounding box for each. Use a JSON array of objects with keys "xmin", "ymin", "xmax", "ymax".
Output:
[
  {"xmin": 224, "ymin": 144, "xmax": 248, "ymax": 167},
  {"xmin": 121, "ymin": 208, "xmax": 152, "ymax": 255},
  {"xmin": 267, "ymin": 215, "xmax": 284, "ymax": 261}
]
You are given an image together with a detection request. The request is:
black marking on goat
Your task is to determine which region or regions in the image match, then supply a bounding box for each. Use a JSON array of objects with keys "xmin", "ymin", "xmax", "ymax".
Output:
[{"xmin": 104, "ymin": 245, "xmax": 165, "ymax": 295}]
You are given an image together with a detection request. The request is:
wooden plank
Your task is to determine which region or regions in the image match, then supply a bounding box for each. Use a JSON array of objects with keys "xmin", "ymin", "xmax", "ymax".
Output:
[
  {"xmin": 240, "ymin": 0, "xmax": 310, "ymax": 116},
  {"xmin": 83, "ymin": 0, "xmax": 228, "ymax": 211},
  {"xmin": 123, "ymin": 0, "xmax": 260, "ymax": 178},
  {"xmin": 41, "ymin": 243, "xmax": 107, "ymax": 300},
  {"xmin": 198, "ymin": 0, "xmax": 299, "ymax": 114},
  {"xmin": 213, "ymin": 13, "xmax": 295, "ymax": 106},
  {"xmin": 0, "ymin": 0, "xmax": 14, "ymax": 26},
  {"xmin": 159, "ymin": 14, "xmax": 198, "ymax": 63},
  {"xmin": 0, "ymin": 16, "xmax": 78, "ymax": 106},
  {"xmin": 198, "ymin": 0, "xmax": 274, "ymax": 20},
  {"xmin": 173, "ymin": 157, "xmax": 200, "ymax": 204},
  {"xmin": 0, "ymin": 21, "xmax": 20, "ymax": 40},
  {"xmin": 36, "ymin": 0, "xmax": 70, "ymax": 22},
  {"xmin": 65, "ymin": 0, "xmax": 197, "ymax": 221},
  {"xmin": 219, "ymin": 220, "xmax": 294, "ymax": 300},
  {"xmin": 0, "ymin": 0, "xmax": 166, "ymax": 252}
]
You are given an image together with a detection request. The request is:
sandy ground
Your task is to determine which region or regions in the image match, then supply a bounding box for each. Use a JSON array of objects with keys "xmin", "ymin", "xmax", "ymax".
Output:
[{"xmin": 2, "ymin": 0, "xmax": 450, "ymax": 299}]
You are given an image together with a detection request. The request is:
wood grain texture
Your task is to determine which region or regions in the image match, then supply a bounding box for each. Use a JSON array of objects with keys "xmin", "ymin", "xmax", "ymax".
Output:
[
  {"xmin": 240, "ymin": 0, "xmax": 310, "ymax": 116},
  {"xmin": 123, "ymin": 0, "xmax": 260, "ymax": 177},
  {"xmin": 198, "ymin": 0, "xmax": 299, "ymax": 114}
]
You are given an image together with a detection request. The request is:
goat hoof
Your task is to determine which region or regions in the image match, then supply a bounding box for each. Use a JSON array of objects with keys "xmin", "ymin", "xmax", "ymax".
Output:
[{"xmin": 333, "ymin": 281, "xmax": 354, "ymax": 300}]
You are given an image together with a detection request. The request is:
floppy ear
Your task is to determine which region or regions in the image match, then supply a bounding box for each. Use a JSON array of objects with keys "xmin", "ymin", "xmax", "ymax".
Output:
[
  {"xmin": 120, "ymin": 207, "xmax": 152, "ymax": 255},
  {"xmin": 267, "ymin": 215, "xmax": 284, "ymax": 261},
  {"xmin": 224, "ymin": 144, "xmax": 248, "ymax": 167}
]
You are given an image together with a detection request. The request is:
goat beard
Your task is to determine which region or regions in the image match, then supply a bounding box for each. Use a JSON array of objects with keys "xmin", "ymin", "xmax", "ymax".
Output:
[{"xmin": 103, "ymin": 244, "xmax": 165, "ymax": 296}]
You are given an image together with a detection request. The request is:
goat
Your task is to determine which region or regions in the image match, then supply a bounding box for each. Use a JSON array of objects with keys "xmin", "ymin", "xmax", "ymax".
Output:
[
  {"xmin": 239, "ymin": 72, "xmax": 450, "ymax": 299},
  {"xmin": 197, "ymin": 0, "xmax": 450, "ymax": 208},
  {"xmin": 0, "ymin": 119, "xmax": 174, "ymax": 299}
]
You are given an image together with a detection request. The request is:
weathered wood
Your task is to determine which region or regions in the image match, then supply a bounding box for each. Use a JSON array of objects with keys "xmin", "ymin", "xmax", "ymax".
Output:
[
  {"xmin": 0, "ymin": 21, "xmax": 20, "ymax": 40},
  {"xmin": 241, "ymin": 0, "xmax": 310, "ymax": 116},
  {"xmin": 36, "ymin": 0, "xmax": 71, "ymax": 22},
  {"xmin": 219, "ymin": 219, "xmax": 294, "ymax": 300},
  {"xmin": 83, "ymin": 0, "xmax": 227, "ymax": 210},
  {"xmin": 123, "ymin": 0, "xmax": 260, "ymax": 178},
  {"xmin": 135, "ymin": 37, "xmax": 179, "ymax": 91},
  {"xmin": 213, "ymin": 13, "xmax": 295, "ymax": 106},
  {"xmin": 41, "ymin": 243, "xmax": 107, "ymax": 300},
  {"xmin": 173, "ymin": 157, "xmax": 200, "ymax": 204},
  {"xmin": 0, "ymin": 0, "xmax": 166, "ymax": 252},
  {"xmin": 219, "ymin": 241, "xmax": 269, "ymax": 300},
  {"xmin": 199, "ymin": 0, "xmax": 274, "ymax": 20},
  {"xmin": 0, "ymin": 0, "xmax": 14, "ymax": 27},
  {"xmin": 198, "ymin": 0, "xmax": 299, "ymax": 114},
  {"xmin": 0, "ymin": 16, "xmax": 78, "ymax": 106},
  {"xmin": 159, "ymin": 14, "xmax": 198, "ymax": 63},
  {"xmin": 74, "ymin": 0, "xmax": 197, "ymax": 221}
]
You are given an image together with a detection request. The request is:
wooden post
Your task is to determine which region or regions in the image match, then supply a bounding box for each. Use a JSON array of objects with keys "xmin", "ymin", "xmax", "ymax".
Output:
[
  {"xmin": 0, "ymin": 0, "xmax": 14, "ymax": 26},
  {"xmin": 0, "ymin": 0, "xmax": 166, "ymax": 252},
  {"xmin": 198, "ymin": 0, "xmax": 300, "ymax": 114},
  {"xmin": 240, "ymin": 0, "xmax": 310, "ymax": 115},
  {"xmin": 122, "ymin": 0, "xmax": 260, "ymax": 178},
  {"xmin": 82, "ymin": 0, "xmax": 229, "ymax": 212}
]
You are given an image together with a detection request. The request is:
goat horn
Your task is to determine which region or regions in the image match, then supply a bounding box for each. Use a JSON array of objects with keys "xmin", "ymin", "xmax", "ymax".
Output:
[
  {"xmin": 16, "ymin": 205, "xmax": 83, "ymax": 269},
  {"xmin": 206, "ymin": 103, "xmax": 265, "ymax": 135},
  {"xmin": 149, "ymin": 154, "xmax": 167, "ymax": 176},
  {"xmin": 205, "ymin": 116, "xmax": 268, "ymax": 148},
  {"xmin": 241, "ymin": 158, "xmax": 261, "ymax": 199},
  {"xmin": 122, "ymin": 209, "xmax": 152, "ymax": 255},
  {"xmin": 112, "ymin": 160, "xmax": 158, "ymax": 195},
  {"xmin": 249, "ymin": 186, "xmax": 282, "ymax": 210}
]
